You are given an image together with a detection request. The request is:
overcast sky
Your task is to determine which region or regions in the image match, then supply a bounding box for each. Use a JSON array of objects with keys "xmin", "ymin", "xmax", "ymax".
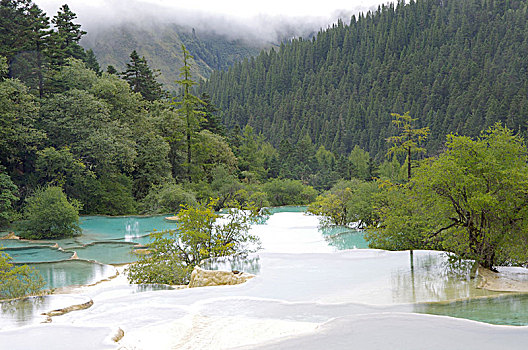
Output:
[{"xmin": 33, "ymin": 0, "xmax": 390, "ymax": 41}]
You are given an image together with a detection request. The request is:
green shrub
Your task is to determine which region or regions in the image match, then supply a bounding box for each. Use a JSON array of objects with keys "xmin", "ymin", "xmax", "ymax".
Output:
[
  {"xmin": 82, "ymin": 174, "xmax": 136, "ymax": 215},
  {"xmin": 0, "ymin": 169, "xmax": 18, "ymax": 228},
  {"xmin": 0, "ymin": 250, "xmax": 45, "ymax": 300},
  {"xmin": 19, "ymin": 186, "xmax": 81, "ymax": 239},
  {"xmin": 262, "ymin": 179, "xmax": 317, "ymax": 206},
  {"xmin": 140, "ymin": 182, "xmax": 197, "ymax": 214}
]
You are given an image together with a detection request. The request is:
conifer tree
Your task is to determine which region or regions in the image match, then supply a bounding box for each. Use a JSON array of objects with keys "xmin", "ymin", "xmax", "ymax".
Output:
[
  {"xmin": 386, "ymin": 112, "xmax": 429, "ymax": 181},
  {"xmin": 199, "ymin": 92, "xmax": 224, "ymax": 135},
  {"xmin": 173, "ymin": 44, "xmax": 204, "ymax": 181},
  {"xmin": 84, "ymin": 49, "xmax": 100, "ymax": 75},
  {"xmin": 122, "ymin": 50, "xmax": 164, "ymax": 101},
  {"xmin": 48, "ymin": 4, "xmax": 86, "ymax": 69}
]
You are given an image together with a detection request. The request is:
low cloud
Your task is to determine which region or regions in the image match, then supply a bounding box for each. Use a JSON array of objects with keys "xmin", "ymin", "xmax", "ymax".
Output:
[{"xmin": 34, "ymin": 0, "xmax": 381, "ymax": 44}]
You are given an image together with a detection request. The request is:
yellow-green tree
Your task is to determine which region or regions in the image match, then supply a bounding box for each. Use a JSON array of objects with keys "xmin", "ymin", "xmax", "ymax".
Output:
[
  {"xmin": 386, "ymin": 112, "xmax": 430, "ymax": 181},
  {"xmin": 172, "ymin": 45, "xmax": 204, "ymax": 182},
  {"xmin": 126, "ymin": 200, "xmax": 261, "ymax": 284},
  {"xmin": 0, "ymin": 251, "xmax": 44, "ymax": 300}
]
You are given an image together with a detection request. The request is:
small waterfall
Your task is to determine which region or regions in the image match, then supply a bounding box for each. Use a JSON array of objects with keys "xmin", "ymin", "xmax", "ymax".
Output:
[{"xmin": 124, "ymin": 219, "xmax": 140, "ymax": 242}]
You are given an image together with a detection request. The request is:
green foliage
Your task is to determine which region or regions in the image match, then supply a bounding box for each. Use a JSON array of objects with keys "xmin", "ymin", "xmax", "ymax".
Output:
[
  {"xmin": 367, "ymin": 124, "xmax": 528, "ymax": 269},
  {"xmin": 40, "ymin": 83, "xmax": 137, "ymax": 175},
  {"xmin": 121, "ymin": 50, "xmax": 165, "ymax": 101},
  {"xmin": 127, "ymin": 200, "xmax": 261, "ymax": 284},
  {"xmin": 84, "ymin": 175, "xmax": 137, "ymax": 216},
  {"xmin": 308, "ymin": 189, "xmax": 352, "ymax": 226},
  {"xmin": 263, "ymin": 179, "xmax": 317, "ymax": 207},
  {"xmin": 207, "ymin": 165, "xmax": 243, "ymax": 209},
  {"xmin": 35, "ymin": 146, "xmax": 92, "ymax": 187},
  {"xmin": 0, "ymin": 168, "xmax": 18, "ymax": 227},
  {"xmin": 0, "ymin": 56, "xmax": 7, "ymax": 77},
  {"xmin": 308, "ymin": 179, "xmax": 379, "ymax": 228},
  {"xmin": 378, "ymin": 155, "xmax": 405, "ymax": 182},
  {"xmin": 365, "ymin": 180, "xmax": 433, "ymax": 251},
  {"xmin": 132, "ymin": 133, "xmax": 171, "ymax": 199},
  {"xmin": 387, "ymin": 112, "xmax": 430, "ymax": 181},
  {"xmin": 0, "ymin": 250, "xmax": 45, "ymax": 300},
  {"xmin": 140, "ymin": 182, "xmax": 197, "ymax": 214},
  {"xmin": 0, "ymin": 76, "xmax": 44, "ymax": 173},
  {"xmin": 192, "ymin": 130, "xmax": 237, "ymax": 182},
  {"xmin": 348, "ymin": 145, "xmax": 377, "ymax": 181},
  {"xmin": 20, "ymin": 186, "xmax": 81, "ymax": 239}
]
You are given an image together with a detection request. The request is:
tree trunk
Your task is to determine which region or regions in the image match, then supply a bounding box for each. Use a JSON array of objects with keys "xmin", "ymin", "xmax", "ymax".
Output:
[{"xmin": 407, "ymin": 146, "xmax": 411, "ymax": 181}]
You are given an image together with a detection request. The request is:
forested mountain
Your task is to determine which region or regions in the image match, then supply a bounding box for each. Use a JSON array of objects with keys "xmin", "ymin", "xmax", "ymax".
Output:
[
  {"xmin": 0, "ymin": 0, "xmax": 328, "ymax": 226},
  {"xmin": 81, "ymin": 23, "xmax": 265, "ymax": 91},
  {"xmin": 201, "ymin": 0, "xmax": 528, "ymax": 159}
]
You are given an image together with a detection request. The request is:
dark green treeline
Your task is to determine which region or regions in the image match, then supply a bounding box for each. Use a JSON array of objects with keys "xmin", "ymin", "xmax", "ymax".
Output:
[{"xmin": 201, "ymin": 0, "xmax": 528, "ymax": 158}]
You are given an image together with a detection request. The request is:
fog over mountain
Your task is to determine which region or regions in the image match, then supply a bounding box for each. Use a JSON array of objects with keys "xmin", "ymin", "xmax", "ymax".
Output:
[
  {"xmin": 32, "ymin": 0, "xmax": 385, "ymax": 89},
  {"xmin": 34, "ymin": 0, "xmax": 383, "ymax": 43}
]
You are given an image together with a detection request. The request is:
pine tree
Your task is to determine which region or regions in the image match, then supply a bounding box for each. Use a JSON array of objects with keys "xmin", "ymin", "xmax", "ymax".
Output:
[
  {"xmin": 122, "ymin": 50, "xmax": 164, "ymax": 101},
  {"xmin": 84, "ymin": 49, "xmax": 100, "ymax": 75},
  {"xmin": 386, "ymin": 112, "xmax": 429, "ymax": 181},
  {"xmin": 48, "ymin": 4, "xmax": 86, "ymax": 69},
  {"xmin": 0, "ymin": 1, "xmax": 51, "ymax": 97},
  {"xmin": 199, "ymin": 92, "xmax": 224, "ymax": 135},
  {"xmin": 172, "ymin": 44, "xmax": 204, "ymax": 181},
  {"xmin": 106, "ymin": 65, "xmax": 117, "ymax": 75}
]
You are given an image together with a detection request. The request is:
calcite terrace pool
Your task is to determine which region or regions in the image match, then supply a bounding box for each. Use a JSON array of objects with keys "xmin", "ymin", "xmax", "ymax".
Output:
[{"xmin": 1, "ymin": 207, "xmax": 528, "ymax": 349}]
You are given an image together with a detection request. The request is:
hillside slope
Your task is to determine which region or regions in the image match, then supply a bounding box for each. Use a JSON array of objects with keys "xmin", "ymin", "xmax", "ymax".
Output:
[
  {"xmin": 201, "ymin": 0, "xmax": 528, "ymax": 159},
  {"xmin": 82, "ymin": 23, "xmax": 265, "ymax": 91}
]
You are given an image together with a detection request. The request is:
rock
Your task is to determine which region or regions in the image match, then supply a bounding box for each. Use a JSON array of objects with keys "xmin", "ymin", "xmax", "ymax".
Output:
[
  {"xmin": 133, "ymin": 248, "xmax": 152, "ymax": 255},
  {"xmin": 164, "ymin": 216, "xmax": 179, "ymax": 221},
  {"xmin": 0, "ymin": 232, "xmax": 20, "ymax": 240},
  {"xmin": 188, "ymin": 267, "xmax": 255, "ymax": 288},
  {"xmin": 112, "ymin": 327, "xmax": 125, "ymax": 342},
  {"xmin": 41, "ymin": 299, "xmax": 94, "ymax": 321}
]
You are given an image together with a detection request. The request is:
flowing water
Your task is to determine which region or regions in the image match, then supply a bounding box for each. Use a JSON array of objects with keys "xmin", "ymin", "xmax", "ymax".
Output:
[{"xmin": 1, "ymin": 208, "xmax": 527, "ymax": 349}]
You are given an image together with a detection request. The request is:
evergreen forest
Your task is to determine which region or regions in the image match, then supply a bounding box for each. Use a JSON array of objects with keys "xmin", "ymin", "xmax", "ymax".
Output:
[{"xmin": 202, "ymin": 0, "xmax": 528, "ymax": 159}]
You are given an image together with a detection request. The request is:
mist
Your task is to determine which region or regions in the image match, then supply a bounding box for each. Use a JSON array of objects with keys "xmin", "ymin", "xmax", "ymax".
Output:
[{"xmin": 33, "ymin": 0, "xmax": 385, "ymax": 44}]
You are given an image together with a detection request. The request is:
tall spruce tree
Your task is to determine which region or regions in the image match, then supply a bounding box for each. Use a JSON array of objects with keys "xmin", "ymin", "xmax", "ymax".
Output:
[
  {"xmin": 0, "ymin": 1, "xmax": 51, "ymax": 97},
  {"xmin": 173, "ymin": 44, "xmax": 204, "ymax": 181},
  {"xmin": 48, "ymin": 4, "xmax": 86, "ymax": 69},
  {"xmin": 122, "ymin": 50, "xmax": 164, "ymax": 101}
]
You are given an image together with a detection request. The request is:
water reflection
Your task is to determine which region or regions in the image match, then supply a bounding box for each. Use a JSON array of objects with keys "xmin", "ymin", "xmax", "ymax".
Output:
[
  {"xmin": 133, "ymin": 284, "xmax": 175, "ymax": 293},
  {"xmin": 0, "ymin": 295, "xmax": 90, "ymax": 329},
  {"xmin": 319, "ymin": 226, "xmax": 368, "ymax": 249},
  {"xmin": 390, "ymin": 252, "xmax": 495, "ymax": 303},
  {"xmin": 5, "ymin": 246, "xmax": 73, "ymax": 263},
  {"xmin": 416, "ymin": 293, "xmax": 528, "ymax": 325},
  {"xmin": 30, "ymin": 260, "xmax": 117, "ymax": 290},
  {"xmin": 73, "ymin": 242, "xmax": 139, "ymax": 264},
  {"xmin": 124, "ymin": 218, "xmax": 140, "ymax": 241},
  {"xmin": 0, "ymin": 297, "xmax": 48, "ymax": 327},
  {"xmin": 201, "ymin": 255, "xmax": 261, "ymax": 275}
]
